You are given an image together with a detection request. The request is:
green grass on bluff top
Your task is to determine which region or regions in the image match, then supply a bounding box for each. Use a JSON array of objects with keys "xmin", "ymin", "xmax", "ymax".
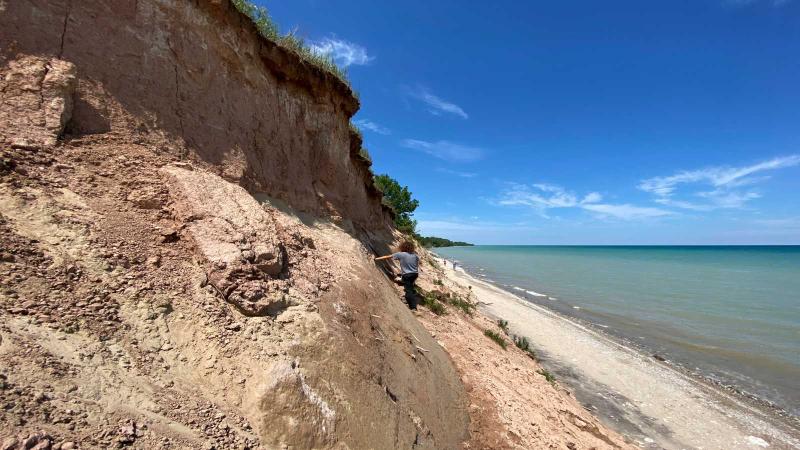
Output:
[{"xmin": 231, "ymin": 0, "xmax": 352, "ymax": 91}]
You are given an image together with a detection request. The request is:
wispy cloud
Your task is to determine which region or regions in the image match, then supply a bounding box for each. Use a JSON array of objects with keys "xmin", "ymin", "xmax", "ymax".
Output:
[
  {"xmin": 309, "ymin": 37, "xmax": 373, "ymax": 67},
  {"xmin": 498, "ymin": 183, "xmax": 671, "ymax": 220},
  {"xmin": 417, "ymin": 218, "xmax": 538, "ymax": 234},
  {"xmin": 580, "ymin": 203, "xmax": 674, "ymax": 220},
  {"xmin": 401, "ymin": 139, "xmax": 484, "ymax": 163},
  {"xmin": 436, "ymin": 168, "xmax": 478, "ymax": 178},
  {"xmin": 639, "ymin": 155, "xmax": 800, "ymax": 210},
  {"xmin": 353, "ymin": 119, "xmax": 390, "ymax": 135},
  {"xmin": 406, "ymin": 86, "xmax": 468, "ymax": 119}
]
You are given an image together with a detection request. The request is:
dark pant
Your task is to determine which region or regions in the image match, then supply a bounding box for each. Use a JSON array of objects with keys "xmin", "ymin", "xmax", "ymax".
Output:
[{"xmin": 401, "ymin": 273, "xmax": 419, "ymax": 310}]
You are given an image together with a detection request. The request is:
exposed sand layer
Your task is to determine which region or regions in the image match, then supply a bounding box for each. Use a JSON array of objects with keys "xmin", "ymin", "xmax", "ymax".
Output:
[{"xmin": 439, "ymin": 262, "xmax": 800, "ymax": 450}]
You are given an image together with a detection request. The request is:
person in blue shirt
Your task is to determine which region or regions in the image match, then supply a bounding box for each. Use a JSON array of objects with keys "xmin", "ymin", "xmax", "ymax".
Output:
[{"xmin": 375, "ymin": 240, "xmax": 420, "ymax": 310}]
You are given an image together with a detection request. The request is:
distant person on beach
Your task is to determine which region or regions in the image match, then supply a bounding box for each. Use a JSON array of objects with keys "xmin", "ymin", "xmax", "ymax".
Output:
[{"xmin": 375, "ymin": 240, "xmax": 420, "ymax": 310}]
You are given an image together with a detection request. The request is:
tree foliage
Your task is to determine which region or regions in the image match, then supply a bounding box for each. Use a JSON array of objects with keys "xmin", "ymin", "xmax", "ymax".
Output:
[
  {"xmin": 417, "ymin": 236, "xmax": 473, "ymax": 248},
  {"xmin": 374, "ymin": 174, "xmax": 419, "ymax": 234}
]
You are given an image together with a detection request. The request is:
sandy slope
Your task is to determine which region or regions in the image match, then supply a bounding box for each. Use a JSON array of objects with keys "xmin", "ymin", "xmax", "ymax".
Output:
[{"xmin": 437, "ymin": 262, "xmax": 800, "ymax": 450}]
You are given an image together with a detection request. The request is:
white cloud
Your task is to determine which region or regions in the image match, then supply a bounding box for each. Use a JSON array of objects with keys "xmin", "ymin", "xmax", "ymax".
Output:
[
  {"xmin": 581, "ymin": 203, "xmax": 673, "ymax": 220},
  {"xmin": 436, "ymin": 168, "xmax": 478, "ymax": 178},
  {"xmin": 497, "ymin": 183, "xmax": 671, "ymax": 220},
  {"xmin": 582, "ymin": 192, "xmax": 603, "ymax": 204},
  {"xmin": 309, "ymin": 37, "xmax": 373, "ymax": 67},
  {"xmin": 639, "ymin": 155, "xmax": 800, "ymax": 210},
  {"xmin": 407, "ymin": 87, "xmax": 468, "ymax": 119},
  {"xmin": 401, "ymin": 139, "xmax": 484, "ymax": 163},
  {"xmin": 353, "ymin": 119, "xmax": 390, "ymax": 135}
]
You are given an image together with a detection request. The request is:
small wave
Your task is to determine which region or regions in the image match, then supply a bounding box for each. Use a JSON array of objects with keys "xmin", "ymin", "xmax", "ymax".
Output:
[
  {"xmin": 485, "ymin": 279, "xmax": 495, "ymax": 282},
  {"xmin": 747, "ymin": 436, "xmax": 769, "ymax": 448},
  {"xmin": 573, "ymin": 306, "xmax": 581, "ymax": 310},
  {"xmin": 549, "ymin": 297, "xmax": 558, "ymax": 301},
  {"xmin": 512, "ymin": 286, "xmax": 525, "ymax": 292},
  {"xmin": 525, "ymin": 290, "xmax": 547, "ymax": 297}
]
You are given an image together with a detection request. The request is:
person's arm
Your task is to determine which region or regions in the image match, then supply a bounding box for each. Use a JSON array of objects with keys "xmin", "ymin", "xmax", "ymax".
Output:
[{"xmin": 374, "ymin": 255, "xmax": 394, "ymax": 261}]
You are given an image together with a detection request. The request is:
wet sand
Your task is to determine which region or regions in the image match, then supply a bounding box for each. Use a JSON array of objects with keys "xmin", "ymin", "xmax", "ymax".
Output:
[{"xmin": 440, "ymin": 262, "xmax": 800, "ymax": 449}]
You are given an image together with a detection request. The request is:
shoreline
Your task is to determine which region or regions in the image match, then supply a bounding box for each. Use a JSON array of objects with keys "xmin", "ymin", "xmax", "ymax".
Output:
[
  {"xmin": 485, "ymin": 275, "xmax": 797, "ymax": 424},
  {"xmin": 435, "ymin": 257, "xmax": 800, "ymax": 449}
]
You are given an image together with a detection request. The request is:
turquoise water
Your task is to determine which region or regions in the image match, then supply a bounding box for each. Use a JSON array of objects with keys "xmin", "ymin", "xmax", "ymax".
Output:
[{"xmin": 435, "ymin": 246, "xmax": 800, "ymax": 416}]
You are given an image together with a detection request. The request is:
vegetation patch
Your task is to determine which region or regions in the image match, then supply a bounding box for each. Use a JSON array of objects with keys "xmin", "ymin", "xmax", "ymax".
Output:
[
  {"xmin": 447, "ymin": 293, "xmax": 476, "ymax": 316},
  {"xmin": 417, "ymin": 236, "xmax": 474, "ymax": 248},
  {"xmin": 420, "ymin": 291, "xmax": 447, "ymax": 316},
  {"xmin": 537, "ymin": 368, "xmax": 556, "ymax": 385},
  {"xmin": 231, "ymin": 0, "xmax": 351, "ymax": 88},
  {"xmin": 374, "ymin": 174, "xmax": 419, "ymax": 234},
  {"xmin": 484, "ymin": 329, "xmax": 507, "ymax": 349},
  {"xmin": 497, "ymin": 319, "xmax": 510, "ymax": 335},
  {"xmin": 513, "ymin": 335, "xmax": 537, "ymax": 360}
]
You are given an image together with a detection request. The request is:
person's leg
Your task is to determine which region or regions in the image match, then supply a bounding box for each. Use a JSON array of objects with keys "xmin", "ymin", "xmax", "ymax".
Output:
[{"xmin": 402, "ymin": 274, "xmax": 418, "ymax": 310}]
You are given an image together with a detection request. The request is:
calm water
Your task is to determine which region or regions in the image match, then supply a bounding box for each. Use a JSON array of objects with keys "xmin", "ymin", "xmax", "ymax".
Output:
[{"xmin": 435, "ymin": 246, "xmax": 800, "ymax": 416}]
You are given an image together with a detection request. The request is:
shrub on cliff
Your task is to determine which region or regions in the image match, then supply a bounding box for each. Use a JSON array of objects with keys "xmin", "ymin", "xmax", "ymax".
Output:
[
  {"xmin": 420, "ymin": 291, "xmax": 447, "ymax": 315},
  {"xmin": 513, "ymin": 335, "xmax": 537, "ymax": 360},
  {"xmin": 373, "ymin": 174, "xmax": 419, "ymax": 234}
]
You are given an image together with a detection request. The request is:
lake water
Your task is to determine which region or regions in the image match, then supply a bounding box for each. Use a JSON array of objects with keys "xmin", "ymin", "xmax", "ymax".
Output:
[{"xmin": 434, "ymin": 245, "xmax": 800, "ymax": 416}]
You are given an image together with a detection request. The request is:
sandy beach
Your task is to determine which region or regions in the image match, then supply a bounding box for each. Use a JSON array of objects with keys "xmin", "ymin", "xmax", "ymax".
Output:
[{"xmin": 438, "ymin": 260, "xmax": 800, "ymax": 450}]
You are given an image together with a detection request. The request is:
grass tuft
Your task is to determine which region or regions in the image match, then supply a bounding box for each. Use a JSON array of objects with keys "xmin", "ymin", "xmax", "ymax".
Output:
[
  {"xmin": 420, "ymin": 291, "xmax": 447, "ymax": 315},
  {"xmin": 231, "ymin": 0, "xmax": 352, "ymax": 89},
  {"xmin": 513, "ymin": 335, "xmax": 537, "ymax": 360},
  {"xmin": 358, "ymin": 147, "xmax": 373, "ymax": 165},
  {"xmin": 537, "ymin": 368, "xmax": 556, "ymax": 385},
  {"xmin": 497, "ymin": 319, "xmax": 509, "ymax": 335},
  {"xmin": 484, "ymin": 329, "xmax": 507, "ymax": 349},
  {"xmin": 448, "ymin": 293, "xmax": 475, "ymax": 316}
]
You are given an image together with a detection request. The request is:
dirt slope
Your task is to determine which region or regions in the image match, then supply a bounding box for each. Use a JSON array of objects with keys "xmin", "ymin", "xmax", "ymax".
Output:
[{"xmin": 0, "ymin": 133, "xmax": 468, "ymax": 448}]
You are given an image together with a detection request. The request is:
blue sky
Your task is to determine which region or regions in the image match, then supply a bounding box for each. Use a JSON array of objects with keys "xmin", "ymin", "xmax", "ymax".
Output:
[{"xmin": 263, "ymin": 0, "xmax": 800, "ymax": 244}]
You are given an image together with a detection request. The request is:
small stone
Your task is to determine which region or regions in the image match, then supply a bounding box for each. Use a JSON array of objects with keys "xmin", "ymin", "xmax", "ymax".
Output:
[
  {"xmin": 11, "ymin": 139, "xmax": 40, "ymax": 151},
  {"xmin": 146, "ymin": 255, "xmax": 161, "ymax": 267}
]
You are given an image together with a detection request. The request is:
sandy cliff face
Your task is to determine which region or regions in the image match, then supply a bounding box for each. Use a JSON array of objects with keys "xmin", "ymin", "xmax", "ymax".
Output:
[
  {"xmin": 0, "ymin": 1, "xmax": 469, "ymax": 449},
  {"xmin": 2, "ymin": 0, "xmax": 385, "ymax": 231}
]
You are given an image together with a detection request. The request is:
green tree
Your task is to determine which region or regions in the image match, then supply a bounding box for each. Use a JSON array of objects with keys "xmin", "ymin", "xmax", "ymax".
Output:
[{"xmin": 374, "ymin": 174, "xmax": 419, "ymax": 234}]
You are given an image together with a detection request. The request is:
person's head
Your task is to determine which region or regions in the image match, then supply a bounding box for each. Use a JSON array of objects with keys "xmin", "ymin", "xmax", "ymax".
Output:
[{"xmin": 398, "ymin": 240, "xmax": 416, "ymax": 253}]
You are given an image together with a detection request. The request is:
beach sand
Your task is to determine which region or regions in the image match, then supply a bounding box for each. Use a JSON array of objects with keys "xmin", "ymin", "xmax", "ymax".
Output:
[{"xmin": 438, "ymin": 260, "xmax": 800, "ymax": 450}]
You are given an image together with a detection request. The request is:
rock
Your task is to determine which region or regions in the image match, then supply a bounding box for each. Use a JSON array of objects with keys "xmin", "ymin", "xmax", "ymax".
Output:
[
  {"xmin": 157, "ymin": 227, "xmax": 179, "ymax": 243},
  {"xmin": 1, "ymin": 57, "xmax": 76, "ymax": 148},
  {"xmin": 118, "ymin": 421, "xmax": 137, "ymax": 444},
  {"xmin": 127, "ymin": 187, "xmax": 164, "ymax": 209},
  {"xmin": 58, "ymin": 443, "xmax": 76, "ymax": 450},
  {"xmin": 225, "ymin": 323, "xmax": 242, "ymax": 331},
  {"xmin": 10, "ymin": 139, "xmax": 40, "ymax": 151}
]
